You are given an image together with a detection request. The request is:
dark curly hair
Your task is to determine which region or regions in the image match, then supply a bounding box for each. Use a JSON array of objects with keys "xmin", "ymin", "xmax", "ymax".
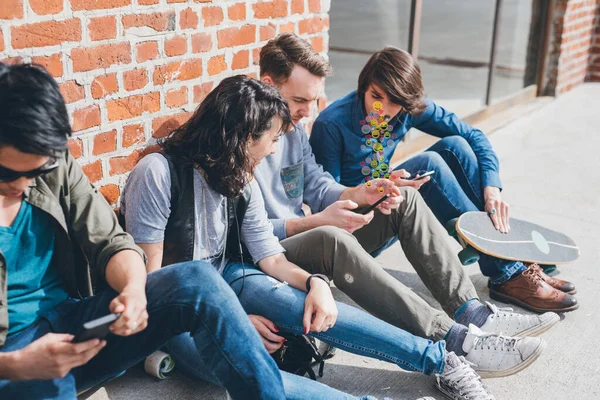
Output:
[{"xmin": 160, "ymin": 75, "xmax": 293, "ymax": 198}]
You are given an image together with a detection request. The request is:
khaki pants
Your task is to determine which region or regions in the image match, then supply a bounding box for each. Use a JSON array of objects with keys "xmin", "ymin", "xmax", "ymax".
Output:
[{"xmin": 280, "ymin": 187, "xmax": 478, "ymax": 341}]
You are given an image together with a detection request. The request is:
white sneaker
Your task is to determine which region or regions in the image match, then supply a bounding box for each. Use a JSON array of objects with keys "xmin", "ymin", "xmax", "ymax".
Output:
[
  {"xmin": 436, "ymin": 351, "xmax": 495, "ymax": 400},
  {"xmin": 462, "ymin": 324, "xmax": 546, "ymax": 378},
  {"xmin": 479, "ymin": 301, "xmax": 559, "ymax": 337}
]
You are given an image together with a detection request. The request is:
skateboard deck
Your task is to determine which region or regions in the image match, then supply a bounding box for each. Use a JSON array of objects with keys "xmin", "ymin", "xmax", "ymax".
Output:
[{"xmin": 453, "ymin": 212, "xmax": 579, "ymax": 265}]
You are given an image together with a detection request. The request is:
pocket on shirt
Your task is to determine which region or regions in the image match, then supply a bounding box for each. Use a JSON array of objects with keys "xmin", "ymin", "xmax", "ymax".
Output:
[{"xmin": 280, "ymin": 161, "xmax": 304, "ymax": 199}]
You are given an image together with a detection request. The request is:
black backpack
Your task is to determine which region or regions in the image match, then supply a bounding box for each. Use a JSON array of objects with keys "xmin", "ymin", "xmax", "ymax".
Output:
[{"xmin": 271, "ymin": 333, "xmax": 336, "ymax": 380}]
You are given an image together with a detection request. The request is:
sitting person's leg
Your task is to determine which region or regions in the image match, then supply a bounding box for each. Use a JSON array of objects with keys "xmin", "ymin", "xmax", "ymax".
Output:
[
  {"xmin": 395, "ymin": 143, "xmax": 577, "ymax": 312},
  {"xmin": 165, "ymin": 332, "xmax": 377, "ymax": 400},
  {"xmin": 57, "ymin": 261, "xmax": 284, "ymax": 400},
  {"xmin": 223, "ymin": 261, "xmax": 544, "ymax": 380}
]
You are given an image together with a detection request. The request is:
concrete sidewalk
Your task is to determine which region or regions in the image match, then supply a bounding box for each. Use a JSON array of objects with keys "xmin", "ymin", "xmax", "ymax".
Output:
[{"xmin": 82, "ymin": 83, "xmax": 600, "ymax": 400}]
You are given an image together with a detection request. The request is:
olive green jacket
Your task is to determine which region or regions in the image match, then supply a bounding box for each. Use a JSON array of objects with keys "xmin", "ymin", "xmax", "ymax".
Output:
[{"xmin": 0, "ymin": 152, "xmax": 145, "ymax": 346}]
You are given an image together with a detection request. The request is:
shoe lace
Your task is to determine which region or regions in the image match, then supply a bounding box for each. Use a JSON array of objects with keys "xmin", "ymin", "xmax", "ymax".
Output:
[
  {"xmin": 442, "ymin": 357, "xmax": 494, "ymax": 400},
  {"xmin": 522, "ymin": 265, "xmax": 544, "ymax": 283},
  {"xmin": 472, "ymin": 331, "xmax": 518, "ymax": 352},
  {"xmin": 487, "ymin": 302, "xmax": 520, "ymax": 320}
]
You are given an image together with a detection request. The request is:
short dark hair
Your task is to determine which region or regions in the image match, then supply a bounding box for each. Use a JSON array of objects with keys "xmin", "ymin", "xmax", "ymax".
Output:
[
  {"xmin": 259, "ymin": 33, "xmax": 332, "ymax": 84},
  {"xmin": 161, "ymin": 75, "xmax": 293, "ymax": 198},
  {"xmin": 358, "ymin": 47, "xmax": 427, "ymax": 116},
  {"xmin": 0, "ymin": 63, "xmax": 71, "ymax": 156}
]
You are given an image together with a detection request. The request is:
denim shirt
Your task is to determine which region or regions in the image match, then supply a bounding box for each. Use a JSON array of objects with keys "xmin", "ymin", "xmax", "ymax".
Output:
[
  {"xmin": 0, "ymin": 152, "xmax": 145, "ymax": 346},
  {"xmin": 310, "ymin": 91, "xmax": 502, "ymax": 190}
]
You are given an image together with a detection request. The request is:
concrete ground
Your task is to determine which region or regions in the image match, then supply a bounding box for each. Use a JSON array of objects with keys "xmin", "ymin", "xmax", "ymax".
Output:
[{"xmin": 82, "ymin": 84, "xmax": 600, "ymax": 399}]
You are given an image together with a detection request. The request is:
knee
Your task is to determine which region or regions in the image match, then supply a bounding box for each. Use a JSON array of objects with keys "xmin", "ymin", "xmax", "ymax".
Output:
[
  {"xmin": 157, "ymin": 261, "xmax": 234, "ymax": 304},
  {"xmin": 414, "ymin": 151, "xmax": 446, "ymax": 172},
  {"xmin": 310, "ymin": 226, "xmax": 358, "ymax": 249},
  {"xmin": 438, "ymin": 136, "xmax": 471, "ymax": 155}
]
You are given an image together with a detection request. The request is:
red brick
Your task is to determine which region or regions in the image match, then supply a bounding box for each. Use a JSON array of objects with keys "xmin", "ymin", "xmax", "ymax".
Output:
[
  {"xmin": 0, "ymin": 56, "xmax": 23, "ymax": 65},
  {"xmin": 138, "ymin": 0, "xmax": 159, "ymax": 4},
  {"xmin": 93, "ymin": 129, "xmax": 117, "ymax": 155},
  {"xmin": 72, "ymin": 105, "xmax": 101, "ymax": 132},
  {"xmin": 31, "ymin": 54, "xmax": 63, "ymax": 77},
  {"xmin": 152, "ymin": 113, "xmax": 191, "ymax": 138},
  {"xmin": 72, "ymin": 43, "xmax": 131, "ymax": 72},
  {"xmin": 279, "ymin": 22, "xmax": 295, "ymax": 33},
  {"xmin": 70, "ymin": 0, "xmax": 130, "ymax": 11},
  {"xmin": 59, "ymin": 80, "xmax": 85, "ymax": 104},
  {"xmin": 208, "ymin": 55, "xmax": 227, "ymax": 76},
  {"xmin": 153, "ymin": 59, "xmax": 202, "ymax": 85},
  {"xmin": 122, "ymin": 124, "xmax": 145, "ymax": 147},
  {"xmin": 308, "ymin": 0, "xmax": 320, "ymax": 13},
  {"xmin": 165, "ymin": 35, "xmax": 187, "ymax": 56},
  {"xmin": 136, "ymin": 41, "xmax": 159, "ymax": 63},
  {"xmin": 67, "ymin": 138, "xmax": 83, "ymax": 159},
  {"xmin": 166, "ymin": 87, "xmax": 188, "ymax": 108},
  {"xmin": 12, "ymin": 19, "xmax": 81, "ymax": 49},
  {"xmin": 217, "ymin": 25, "xmax": 256, "ymax": 48},
  {"xmin": 260, "ymin": 24, "xmax": 276, "ymax": 41},
  {"xmin": 228, "ymin": 3, "xmax": 246, "ymax": 20},
  {"xmin": 106, "ymin": 93, "xmax": 160, "ymax": 122},
  {"xmin": 180, "ymin": 8, "xmax": 199, "ymax": 29},
  {"xmin": 0, "ymin": 0, "xmax": 23, "ymax": 19},
  {"xmin": 123, "ymin": 68, "xmax": 148, "ymax": 91},
  {"xmin": 232, "ymin": 49, "xmax": 249, "ymax": 70},
  {"xmin": 89, "ymin": 16, "xmax": 117, "ymax": 41},
  {"xmin": 168, "ymin": 0, "xmax": 187, "ymax": 2},
  {"xmin": 99, "ymin": 184, "xmax": 120, "ymax": 205},
  {"xmin": 311, "ymin": 36, "xmax": 324, "ymax": 52},
  {"xmin": 299, "ymin": 16, "xmax": 329, "ymax": 34},
  {"xmin": 91, "ymin": 73, "xmax": 118, "ymax": 99},
  {"xmin": 109, "ymin": 150, "xmax": 142, "ymax": 176},
  {"xmin": 122, "ymin": 12, "xmax": 175, "ymax": 32},
  {"xmin": 192, "ymin": 33, "xmax": 212, "ymax": 53},
  {"xmin": 253, "ymin": 0, "xmax": 288, "ymax": 19},
  {"xmin": 82, "ymin": 160, "xmax": 103, "ymax": 183},
  {"xmin": 193, "ymin": 82, "xmax": 214, "ymax": 103},
  {"xmin": 291, "ymin": 0, "xmax": 304, "ymax": 14},
  {"xmin": 30, "ymin": 0, "xmax": 63, "ymax": 15},
  {"xmin": 202, "ymin": 6, "xmax": 224, "ymax": 27}
]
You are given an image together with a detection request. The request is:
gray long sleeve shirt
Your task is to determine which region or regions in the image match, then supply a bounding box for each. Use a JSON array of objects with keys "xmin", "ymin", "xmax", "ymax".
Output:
[{"xmin": 254, "ymin": 126, "xmax": 347, "ymax": 240}]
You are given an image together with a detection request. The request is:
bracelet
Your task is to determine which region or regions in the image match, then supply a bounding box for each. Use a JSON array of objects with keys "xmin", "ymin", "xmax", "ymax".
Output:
[{"xmin": 306, "ymin": 274, "xmax": 330, "ymax": 292}]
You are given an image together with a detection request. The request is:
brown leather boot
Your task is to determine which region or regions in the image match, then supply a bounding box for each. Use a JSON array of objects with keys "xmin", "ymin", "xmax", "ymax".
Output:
[
  {"xmin": 490, "ymin": 265, "xmax": 578, "ymax": 313},
  {"xmin": 529, "ymin": 263, "xmax": 577, "ymax": 294}
]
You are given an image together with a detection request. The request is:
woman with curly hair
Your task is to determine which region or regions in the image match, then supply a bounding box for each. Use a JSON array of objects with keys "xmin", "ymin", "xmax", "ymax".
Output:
[{"xmin": 121, "ymin": 75, "xmax": 494, "ymax": 400}]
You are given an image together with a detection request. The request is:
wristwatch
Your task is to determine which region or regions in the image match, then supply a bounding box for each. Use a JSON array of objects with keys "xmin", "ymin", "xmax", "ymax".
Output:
[{"xmin": 306, "ymin": 274, "xmax": 330, "ymax": 292}]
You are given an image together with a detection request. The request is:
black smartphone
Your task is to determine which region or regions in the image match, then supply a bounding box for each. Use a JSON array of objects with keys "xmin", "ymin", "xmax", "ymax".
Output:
[
  {"xmin": 356, "ymin": 194, "xmax": 390, "ymax": 215},
  {"xmin": 408, "ymin": 170, "xmax": 435, "ymax": 180},
  {"xmin": 72, "ymin": 313, "xmax": 120, "ymax": 343}
]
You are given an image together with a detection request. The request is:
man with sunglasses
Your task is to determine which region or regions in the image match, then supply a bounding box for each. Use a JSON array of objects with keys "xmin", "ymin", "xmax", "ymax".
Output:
[{"xmin": 0, "ymin": 63, "xmax": 287, "ymax": 399}]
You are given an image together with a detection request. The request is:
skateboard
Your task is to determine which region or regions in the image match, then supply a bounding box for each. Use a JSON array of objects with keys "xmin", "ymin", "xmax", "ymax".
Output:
[{"xmin": 446, "ymin": 212, "xmax": 579, "ymax": 274}]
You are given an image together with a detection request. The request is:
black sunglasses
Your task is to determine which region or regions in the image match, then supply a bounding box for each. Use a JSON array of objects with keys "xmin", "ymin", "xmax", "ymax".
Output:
[{"xmin": 0, "ymin": 158, "xmax": 60, "ymax": 183}]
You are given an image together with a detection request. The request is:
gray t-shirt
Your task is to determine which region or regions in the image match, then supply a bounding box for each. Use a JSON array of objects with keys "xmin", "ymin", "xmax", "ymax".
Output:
[{"xmin": 121, "ymin": 153, "xmax": 285, "ymax": 267}]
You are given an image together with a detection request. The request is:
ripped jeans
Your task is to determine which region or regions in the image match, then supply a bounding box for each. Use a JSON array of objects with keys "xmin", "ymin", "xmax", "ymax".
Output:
[{"xmin": 165, "ymin": 261, "xmax": 445, "ymax": 399}]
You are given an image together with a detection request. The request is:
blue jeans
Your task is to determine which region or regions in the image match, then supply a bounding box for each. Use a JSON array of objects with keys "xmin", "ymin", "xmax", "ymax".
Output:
[
  {"xmin": 396, "ymin": 136, "xmax": 526, "ymax": 283},
  {"xmin": 0, "ymin": 261, "xmax": 285, "ymax": 400}
]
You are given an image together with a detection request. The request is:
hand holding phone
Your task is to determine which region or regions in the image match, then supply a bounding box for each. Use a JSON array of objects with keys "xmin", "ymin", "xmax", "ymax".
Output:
[
  {"xmin": 73, "ymin": 313, "xmax": 120, "ymax": 343},
  {"xmin": 356, "ymin": 194, "xmax": 390, "ymax": 215},
  {"xmin": 408, "ymin": 170, "xmax": 434, "ymax": 181}
]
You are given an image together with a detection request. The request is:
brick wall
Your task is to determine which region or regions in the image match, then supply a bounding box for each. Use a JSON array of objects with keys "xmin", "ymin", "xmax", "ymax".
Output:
[
  {"xmin": 543, "ymin": 0, "xmax": 600, "ymax": 95},
  {"xmin": 0, "ymin": 0, "xmax": 331, "ymax": 204}
]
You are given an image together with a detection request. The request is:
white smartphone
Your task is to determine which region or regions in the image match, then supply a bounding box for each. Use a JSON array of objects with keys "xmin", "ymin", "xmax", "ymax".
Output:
[{"xmin": 408, "ymin": 170, "xmax": 435, "ymax": 181}]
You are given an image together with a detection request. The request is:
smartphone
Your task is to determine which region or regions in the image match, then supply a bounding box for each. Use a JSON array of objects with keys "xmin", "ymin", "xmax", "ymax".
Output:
[
  {"xmin": 72, "ymin": 313, "xmax": 120, "ymax": 343},
  {"xmin": 356, "ymin": 194, "xmax": 390, "ymax": 215},
  {"xmin": 408, "ymin": 170, "xmax": 435, "ymax": 181}
]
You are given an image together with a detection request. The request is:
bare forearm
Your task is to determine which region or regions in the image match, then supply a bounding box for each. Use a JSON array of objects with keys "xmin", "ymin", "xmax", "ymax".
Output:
[
  {"xmin": 339, "ymin": 186, "xmax": 366, "ymax": 206},
  {"xmin": 285, "ymin": 213, "xmax": 325, "ymax": 237},
  {"xmin": 0, "ymin": 352, "xmax": 18, "ymax": 380},
  {"xmin": 258, "ymin": 254, "xmax": 311, "ymax": 292},
  {"xmin": 105, "ymin": 249, "xmax": 147, "ymax": 293}
]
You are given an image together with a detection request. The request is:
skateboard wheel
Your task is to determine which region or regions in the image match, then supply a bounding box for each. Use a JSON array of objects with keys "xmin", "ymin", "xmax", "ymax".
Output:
[
  {"xmin": 445, "ymin": 218, "xmax": 459, "ymax": 237},
  {"xmin": 144, "ymin": 350, "xmax": 175, "ymax": 379},
  {"xmin": 540, "ymin": 264, "xmax": 557, "ymax": 274},
  {"xmin": 458, "ymin": 246, "xmax": 480, "ymax": 266}
]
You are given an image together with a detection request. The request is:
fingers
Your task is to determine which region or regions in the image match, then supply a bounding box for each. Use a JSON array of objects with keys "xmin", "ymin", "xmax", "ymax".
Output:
[
  {"xmin": 253, "ymin": 320, "xmax": 286, "ymax": 343},
  {"xmin": 302, "ymin": 304, "xmax": 313, "ymax": 335},
  {"xmin": 38, "ymin": 333, "xmax": 74, "ymax": 344},
  {"xmin": 339, "ymin": 200, "xmax": 358, "ymax": 211},
  {"xmin": 311, "ymin": 308, "xmax": 328, "ymax": 333},
  {"xmin": 502, "ymin": 201, "xmax": 510, "ymax": 231},
  {"xmin": 486, "ymin": 200, "xmax": 510, "ymax": 233},
  {"xmin": 262, "ymin": 338, "xmax": 284, "ymax": 354},
  {"xmin": 391, "ymin": 169, "xmax": 410, "ymax": 180},
  {"xmin": 75, "ymin": 341, "xmax": 106, "ymax": 366}
]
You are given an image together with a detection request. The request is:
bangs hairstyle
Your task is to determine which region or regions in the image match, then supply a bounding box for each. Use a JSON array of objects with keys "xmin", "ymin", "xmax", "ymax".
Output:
[
  {"xmin": 259, "ymin": 33, "xmax": 332, "ymax": 84},
  {"xmin": 358, "ymin": 47, "xmax": 427, "ymax": 116},
  {"xmin": 0, "ymin": 63, "xmax": 71, "ymax": 156},
  {"xmin": 160, "ymin": 75, "xmax": 293, "ymax": 198}
]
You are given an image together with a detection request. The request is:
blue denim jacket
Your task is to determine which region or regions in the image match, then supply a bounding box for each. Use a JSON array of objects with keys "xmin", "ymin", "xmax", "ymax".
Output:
[{"xmin": 310, "ymin": 91, "xmax": 502, "ymax": 190}]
